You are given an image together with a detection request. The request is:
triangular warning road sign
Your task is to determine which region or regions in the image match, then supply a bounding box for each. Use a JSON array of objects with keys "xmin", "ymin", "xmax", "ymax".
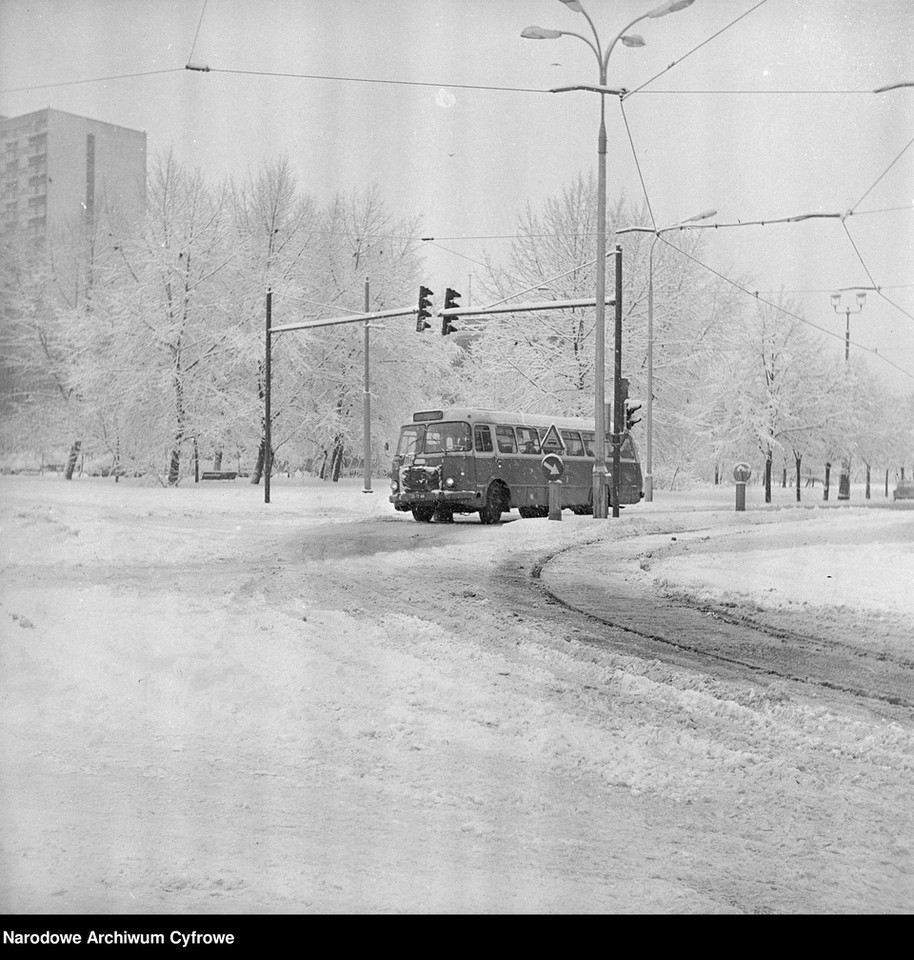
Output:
[{"xmin": 541, "ymin": 423, "xmax": 565, "ymax": 454}]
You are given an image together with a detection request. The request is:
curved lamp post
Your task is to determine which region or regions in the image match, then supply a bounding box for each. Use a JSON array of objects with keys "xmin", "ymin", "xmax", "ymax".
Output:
[
  {"xmin": 522, "ymin": 0, "xmax": 695, "ymax": 517},
  {"xmin": 616, "ymin": 207, "xmax": 716, "ymax": 501}
]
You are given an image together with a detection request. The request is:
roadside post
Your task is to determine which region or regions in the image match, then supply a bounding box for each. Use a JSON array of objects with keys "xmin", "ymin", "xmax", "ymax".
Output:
[
  {"xmin": 541, "ymin": 452, "xmax": 565, "ymax": 521},
  {"xmin": 541, "ymin": 425, "xmax": 566, "ymax": 521},
  {"xmin": 733, "ymin": 462, "xmax": 752, "ymax": 512}
]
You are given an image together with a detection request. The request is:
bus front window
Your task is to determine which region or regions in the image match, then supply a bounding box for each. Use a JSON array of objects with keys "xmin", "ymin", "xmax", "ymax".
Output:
[
  {"xmin": 397, "ymin": 424, "xmax": 425, "ymax": 457},
  {"xmin": 423, "ymin": 421, "xmax": 472, "ymax": 454}
]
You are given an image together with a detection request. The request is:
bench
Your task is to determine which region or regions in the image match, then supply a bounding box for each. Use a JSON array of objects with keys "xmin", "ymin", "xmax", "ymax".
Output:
[
  {"xmin": 893, "ymin": 480, "xmax": 914, "ymax": 501},
  {"xmin": 201, "ymin": 471, "xmax": 237, "ymax": 481}
]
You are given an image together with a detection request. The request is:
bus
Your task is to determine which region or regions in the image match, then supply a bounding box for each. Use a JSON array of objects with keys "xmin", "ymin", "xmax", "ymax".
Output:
[{"xmin": 389, "ymin": 407, "xmax": 644, "ymax": 523}]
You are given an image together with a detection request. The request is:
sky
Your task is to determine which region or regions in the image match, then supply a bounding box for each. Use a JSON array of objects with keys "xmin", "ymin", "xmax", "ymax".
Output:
[{"xmin": 1, "ymin": 0, "xmax": 913, "ymax": 392}]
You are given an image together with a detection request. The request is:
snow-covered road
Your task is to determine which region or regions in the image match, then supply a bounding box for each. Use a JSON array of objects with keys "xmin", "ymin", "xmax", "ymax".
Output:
[{"xmin": 1, "ymin": 477, "xmax": 912, "ymax": 913}]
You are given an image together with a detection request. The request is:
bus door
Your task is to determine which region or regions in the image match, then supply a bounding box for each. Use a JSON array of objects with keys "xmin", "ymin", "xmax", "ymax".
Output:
[
  {"xmin": 514, "ymin": 425, "xmax": 544, "ymax": 508},
  {"xmin": 618, "ymin": 435, "xmax": 643, "ymax": 503},
  {"xmin": 472, "ymin": 423, "xmax": 496, "ymax": 493}
]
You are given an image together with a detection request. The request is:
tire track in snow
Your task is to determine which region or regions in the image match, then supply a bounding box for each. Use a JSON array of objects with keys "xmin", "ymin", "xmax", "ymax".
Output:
[{"xmin": 529, "ymin": 534, "xmax": 914, "ymax": 718}]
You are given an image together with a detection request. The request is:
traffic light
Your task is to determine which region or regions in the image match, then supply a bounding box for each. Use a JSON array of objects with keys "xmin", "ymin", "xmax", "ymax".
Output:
[
  {"xmin": 618, "ymin": 377, "xmax": 629, "ymax": 403},
  {"xmin": 416, "ymin": 286, "xmax": 433, "ymax": 332},
  {"xmin": 442, "ymin": 288, "xmax": 461, "ymax": 336},
  {"xmin": 624, "ymin": 400, "xmax": 642, "ymax": 431}
]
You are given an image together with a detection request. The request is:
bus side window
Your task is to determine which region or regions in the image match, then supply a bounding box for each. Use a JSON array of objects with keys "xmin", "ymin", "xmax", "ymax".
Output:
[
  {"xmin": 474, "ymin": 425, "xmax": 494, "ymax": 453},
  {"xmin": 581, "ymin": 432, "xmax": 594, "ymax": 457},
  {"xmin": 561, "ymin": 430, "xmax": 584, "ymax": 456},
  {"xmin": 495, "ymin": 425, "xmax": 517, "ymax": 454},
  {"xmin": 516, "ymin": 426, "xmax": 541, "ymax": 455}
]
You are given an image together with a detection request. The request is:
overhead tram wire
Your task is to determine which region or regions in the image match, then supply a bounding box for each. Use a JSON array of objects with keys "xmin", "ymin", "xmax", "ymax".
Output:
[
  {"xmin": 619, "ymin": 74, "xmax": 914, "ymax": 374},
  {"xmin": 406, "ymin": 202, "xmax": 910, "ymax": 242},
  {"xmin": 623, "ymin": 0, "xmax": 771, "ymax": 100},
  {"xmin": 850, "ymin": 133, "xmax": 914, "ymax": 213},
  {"xmin": 0, "ymin": 68, "xmax": 185, "ymax": 94},
  {"xmin": 841, "ymin": 221, "xmax": 914, "ymax": 327},
  {"xmin": 619, "ymin": 100, "xmax": 656, "ymax": 230},
  {"xmin": 656, "ymin": 235, "xmax": 914, "ymax": 382},
  {"xmin": 197, "ymin": 67, "xmax": 547, "ymax": 95},
  {"xmin": 186, "ymin": 0, "xmax": 211, "ymax": 67}
]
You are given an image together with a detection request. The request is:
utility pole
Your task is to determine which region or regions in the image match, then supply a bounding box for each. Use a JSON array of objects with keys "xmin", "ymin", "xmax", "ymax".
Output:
[
  {"xmin": 612, "ymin": 244, "xmax": 622, "ymax": 518},
  {"xmin": 264, "ymin": 289, "xmax": 272, "ymax": 505},
  {"xmin": 362, "ymin": 277, "xmax": 373, "ymax": 493},
  {"xmin": 830, "ymin": 290, "xmax": 866, "ymax": 500}
]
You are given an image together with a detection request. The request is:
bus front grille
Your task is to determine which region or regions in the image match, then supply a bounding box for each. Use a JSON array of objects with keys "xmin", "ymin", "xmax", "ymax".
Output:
[{"xmin": 402, "ymin": 465, "xmax": 440, "ymax": 492}]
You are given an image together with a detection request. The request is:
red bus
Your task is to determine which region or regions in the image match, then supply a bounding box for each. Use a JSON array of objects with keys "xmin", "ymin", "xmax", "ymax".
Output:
[{"xmin": 389, "ymin": 407, "xmax": 643, "ymax": 523}]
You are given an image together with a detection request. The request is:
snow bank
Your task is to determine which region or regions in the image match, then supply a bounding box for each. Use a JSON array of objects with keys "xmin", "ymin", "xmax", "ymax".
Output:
[{"xmin": 2, "ymin": 475, "xmax": 912, "ymax": 914}]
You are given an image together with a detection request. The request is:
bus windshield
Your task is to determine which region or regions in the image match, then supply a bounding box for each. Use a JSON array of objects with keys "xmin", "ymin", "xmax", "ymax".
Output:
[
  {"xmin": 396, "ymin": 421, "xmax": 472, "ymax": 456},
  {"xmin": 422, "ymin": 421, "xmax": 472, "ymax": 454},
  {"xmin": 396, "ymin": 424, "xmax": 425, "ymax": 457}
]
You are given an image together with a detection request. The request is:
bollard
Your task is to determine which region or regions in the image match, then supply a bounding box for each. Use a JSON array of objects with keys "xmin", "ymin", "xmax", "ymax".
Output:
[
  {"xmin": 733, "ymin": 462, "xmax": 752, "ymax": 512},
  {"xmin": 548, "ymin": 480, "xmax": 562, "ymax": 521}
]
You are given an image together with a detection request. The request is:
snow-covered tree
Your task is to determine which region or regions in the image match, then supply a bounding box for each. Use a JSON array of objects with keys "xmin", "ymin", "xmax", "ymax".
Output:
[
  {"xmin": 264, "ymin": 185, "xmax": 456, "ymax": 480},
  {"xmin": 707, "ymin": 293, "xmax": 848, "ymax": 501},
  {"xmin": 95, "ymin": 152, "xmax": 237, "ymax": 484},
  {"xmin": 452, "ymin": 176, "xmax": 734, "ymax": 488}
]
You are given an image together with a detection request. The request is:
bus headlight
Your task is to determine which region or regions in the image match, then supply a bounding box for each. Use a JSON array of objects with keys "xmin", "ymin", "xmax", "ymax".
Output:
[
  {"xmin": 390, "ymin": 478, "xmax": 399, "ymax": 492},
  {"xmin": 444, "ymin": 477, "xmax": 456, "ymax": 489}
]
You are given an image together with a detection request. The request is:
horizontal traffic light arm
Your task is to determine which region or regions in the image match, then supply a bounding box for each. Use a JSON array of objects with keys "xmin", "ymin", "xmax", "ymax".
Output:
[
  {"xmin": 270, "ymin": 306, "xmax": 419, "ymax": 335},
  {"xmin": 269, "ymin": 295, "xmax": 618, "ymax": 334},
  {"xmin": 439, "ymin": 296, "xmax": 616, "ymax": 318}
]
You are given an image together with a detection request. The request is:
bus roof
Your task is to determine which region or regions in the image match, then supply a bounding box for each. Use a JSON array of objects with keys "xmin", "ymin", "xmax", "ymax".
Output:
[{"xmin": 408, "ymin": 408, "xmax": 605, "ymax": 432}]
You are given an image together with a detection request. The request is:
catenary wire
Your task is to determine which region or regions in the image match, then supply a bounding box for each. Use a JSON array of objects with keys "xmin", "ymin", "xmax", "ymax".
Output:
[
  {"xmin": 0, "ymin": 68, "xmax": 185, "ymax": 94},
  {"xmin": 204, "ymin": 67, "xmax": 546, "ymax": 94},
  {"xmin": 623, "ymin": 0, "xmax": 770, "ymax": 100},
  {"xmin": 186, "ymin": 0, "xmax": 211, "ymax": 66},
  {"xmin": 658, "ymin": 235, "xmax": 914, "ymax": 381},
  {"xmin": 841, "ymin": 221, "xmax": 914, "ymax": 327},
  {"xmin": 850, "ymin": 132, "xmax": 914, "ymax": 212},
  {"xmin": 619, "ymin": 100, "xmax": 657, "ymax": 229}
]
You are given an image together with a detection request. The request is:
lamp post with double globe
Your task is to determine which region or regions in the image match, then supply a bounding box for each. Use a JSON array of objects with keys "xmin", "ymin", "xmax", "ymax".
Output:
[
  {"xmin": 522, "ymin": 0, "xmax": 696, "ymax": 517},
  {"xmin": 831, "ymin": 290, "xmax": 867, "ymax": 500}
]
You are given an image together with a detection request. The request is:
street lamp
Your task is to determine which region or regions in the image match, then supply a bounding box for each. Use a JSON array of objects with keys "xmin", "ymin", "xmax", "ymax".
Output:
[
  {"xmin": 522, "ymin": 0, "xmax": 695, "ymax": 518},
  {"xmin": 830, "ymin": 289, "xmax": 866, "ymax": 500},
  {"xmin": 830, "ymin": 290, "xmax": 866, "ymax": 364},
  {"xmin": 616, "ymin": 208, "xmax": 717, "ymax": 501}
]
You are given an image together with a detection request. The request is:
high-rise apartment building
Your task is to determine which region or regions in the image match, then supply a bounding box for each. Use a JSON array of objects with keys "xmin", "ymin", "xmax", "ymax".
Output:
[{"xmin": 1, "ymin": 108, "xmax": 146, "ymax": 241}]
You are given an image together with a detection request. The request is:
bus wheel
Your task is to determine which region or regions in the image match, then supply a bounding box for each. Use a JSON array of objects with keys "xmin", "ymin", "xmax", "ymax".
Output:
[
  {"xmin": 412, "ymin": 505, "xmax": 435, "ymax": 522},
  {"xmin": 479, "ymin": 485, "xmax": 504, "ymax": 525}
]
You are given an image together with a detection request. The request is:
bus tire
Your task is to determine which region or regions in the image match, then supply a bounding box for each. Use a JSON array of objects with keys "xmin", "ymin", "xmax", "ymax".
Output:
[
  {"xmin": 479, "ymin": 484, "xmax": 505, "ymax": 524},
  {"xmin": 412, "ymin": 505, "xmax": 435, "ymax": 522}
]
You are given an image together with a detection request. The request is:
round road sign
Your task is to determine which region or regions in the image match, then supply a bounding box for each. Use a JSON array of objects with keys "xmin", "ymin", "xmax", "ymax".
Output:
[
  {"xmin": 732, "ymin": 462, "xmax": 752, "ymax": 483},
  {"xmin": 541, "ymin": 454, "xmax": 565, "ymax": 481}
]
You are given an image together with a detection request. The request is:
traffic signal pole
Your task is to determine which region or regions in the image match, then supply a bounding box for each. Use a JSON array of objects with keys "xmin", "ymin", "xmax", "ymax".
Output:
[
  {"xmin": 362, "ymin": 278, "xmax": 372, "ymax": 493},
  {"xmin": 264, "ymin": 290, "xmax": 620, "ymax": 507},
  {"xmin": 612, "ymin": 245, "xmax": 622, "ymax": 519},
  {"xmin": 264, "ymin": 289, "xmax": 272, "ymax": 505}
]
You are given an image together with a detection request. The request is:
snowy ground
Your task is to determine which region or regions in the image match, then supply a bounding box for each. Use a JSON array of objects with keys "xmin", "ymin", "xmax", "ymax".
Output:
[{"xmin": 1, "ymin": 474, "xmax": 912, "ymax": 914}]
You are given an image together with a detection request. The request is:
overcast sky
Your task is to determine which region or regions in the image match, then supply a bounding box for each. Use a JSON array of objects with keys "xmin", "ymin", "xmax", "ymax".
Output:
[{"xmin": 2, "ymin": 0, "xmax": 912, "ymax": 392}]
